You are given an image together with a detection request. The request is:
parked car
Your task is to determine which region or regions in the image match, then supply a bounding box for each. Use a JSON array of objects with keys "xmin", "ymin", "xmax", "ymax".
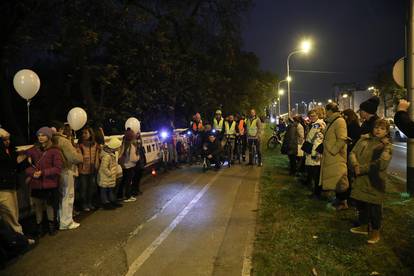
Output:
[{"xmin": 391, "ymin": 125, "xmax": 407, "ymax": 142}]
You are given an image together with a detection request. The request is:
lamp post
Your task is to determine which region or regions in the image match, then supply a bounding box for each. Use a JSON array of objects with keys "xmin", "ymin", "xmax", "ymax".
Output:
[
  {"xmin": 277, "ymin": 79, "xmax": 287, "ymax": 116},
  {"xmin": 287, "ymin": 39, "xmax": 312, "ymax": 117}
]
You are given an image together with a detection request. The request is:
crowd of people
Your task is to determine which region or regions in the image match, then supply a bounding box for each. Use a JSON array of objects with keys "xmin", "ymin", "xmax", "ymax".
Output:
[
  {"xmin": 280, "ymin": 96, "xmax": 395, "ymax": 244},
  {"xmin": 188, "ymin": 108, "xmax": 263, "ymax": 169},
  {"xmin": 0, "ymin": 121, "xmax": 146, "ymax": 264}
]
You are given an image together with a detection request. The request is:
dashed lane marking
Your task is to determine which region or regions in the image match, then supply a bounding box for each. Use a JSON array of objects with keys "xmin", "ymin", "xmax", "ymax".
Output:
[{"xmin": 125, "ymin": 170, "xmax": 223, "ymax": 276}]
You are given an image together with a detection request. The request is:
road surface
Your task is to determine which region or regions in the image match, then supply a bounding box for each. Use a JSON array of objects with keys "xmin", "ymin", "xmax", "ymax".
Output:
[
  {"xmin": 3, "ymin": 164, "xmax": 260, "ymax": 276},
  {"xmin": 389, "ymin": 142, "xmax": 407, "ymax": 183}
]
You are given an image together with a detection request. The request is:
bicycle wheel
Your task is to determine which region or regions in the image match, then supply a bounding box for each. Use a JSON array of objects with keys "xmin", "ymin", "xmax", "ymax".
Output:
[{"xmin": 267, "ymin": 136, "xmax": 278, "ymax": 149}]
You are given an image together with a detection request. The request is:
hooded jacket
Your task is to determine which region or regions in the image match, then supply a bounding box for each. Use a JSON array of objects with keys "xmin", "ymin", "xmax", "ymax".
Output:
[{"xmin": 52, "ymin": 133, "xmax": 83, "ymax": 170}]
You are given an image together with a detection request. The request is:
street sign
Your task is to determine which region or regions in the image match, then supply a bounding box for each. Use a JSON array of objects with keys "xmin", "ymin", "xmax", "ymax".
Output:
[{"xmin": 393, "ymin": 57, "xmax": 405, "ymax": 87}]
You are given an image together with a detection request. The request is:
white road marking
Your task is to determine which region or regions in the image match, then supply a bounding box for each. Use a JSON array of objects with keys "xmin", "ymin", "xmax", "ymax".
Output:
[
  {"xmin": 125, "ymin": 171, "xmax": 223, "ymax": 276},
  {"xmin": 127, "ymin": 174, "xmax": 203, "ymax": 240},
  {"xmin": 241, "ymin": 172, "xmax": 259, "ymax": 276},
  {"xmin": 392, "ymin": 143, "xmax": 407, "ymax": 149}
]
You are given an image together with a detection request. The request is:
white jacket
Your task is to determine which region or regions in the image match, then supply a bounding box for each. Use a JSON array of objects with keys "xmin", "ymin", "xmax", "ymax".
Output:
[
  {"xmin": 305, "ymin": 119, "xmax": 326, "ymax": 166},
  {"xmin": 98, "ymin": 149, "xmax": 117, "ymax": 188}
]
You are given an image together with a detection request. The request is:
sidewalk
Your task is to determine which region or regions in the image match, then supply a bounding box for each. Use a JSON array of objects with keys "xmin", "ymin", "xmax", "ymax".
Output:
[{"xmin": 252, "ymin": 139, "xmax": 414, "ymax": 275}]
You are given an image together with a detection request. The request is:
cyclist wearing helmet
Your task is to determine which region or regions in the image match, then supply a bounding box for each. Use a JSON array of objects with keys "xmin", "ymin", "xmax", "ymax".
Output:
[
  {"xmin": 246, "ymin": 109, "xmax": 263, "ymax": 166},
  {"xmin": 213, "ymin": 110, "xmax": 224, "ymax": 140}
]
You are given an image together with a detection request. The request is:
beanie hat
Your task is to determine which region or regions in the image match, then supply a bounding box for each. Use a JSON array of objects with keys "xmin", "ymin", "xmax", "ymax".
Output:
[
  {"xmin": 124, "ymin": 129, "xmax": 135, "ymax": 142},
  {"xmin": 107, "ymin": 137, "xmax": 122, "ymax": 149},
  {"xmin": 36, "ymin": 127, "xmax": 53, "ymax": 139},
  {"xmin": 0, "ymin": 128, "xmax": 10, "ymax": 138},
  {"xmin": 359, "ymin": 96, "xmax": 380, "ymax": 114}
]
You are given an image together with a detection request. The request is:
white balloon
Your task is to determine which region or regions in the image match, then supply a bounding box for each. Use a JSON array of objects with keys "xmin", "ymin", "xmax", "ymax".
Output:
[
  {"xmin": 67, "ymin": 107, "xmax": 88, "ymax": 131},
  {"xmin": 13, "ymin": 69, "xmax": 41, "ymax": 100},
  {"xmin": 125, "ymin": 117, "xmax": 140, "ymax": 133}
]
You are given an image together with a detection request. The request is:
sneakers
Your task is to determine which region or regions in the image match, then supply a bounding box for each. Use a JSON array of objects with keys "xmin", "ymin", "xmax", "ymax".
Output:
[
  {"xmin": 367, "ymin": 230, "xmax": 380, "ymax": 244},
  {"xmin": 350, "ymin": 224, "xmax": 369, "ymax": 235},
  {"xmin": 59, "ymin": 221, "xmax": 80, "ymax": 230},
  {"xmin": 124, "ymin": 196, "xmax": 137, "ymax": 203}
]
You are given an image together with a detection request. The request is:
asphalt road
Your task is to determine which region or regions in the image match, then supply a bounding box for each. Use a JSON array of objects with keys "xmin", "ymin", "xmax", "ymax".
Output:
[
  {"xmin": 389, "ymin": 142, "xmax": 407, "ymax": 183},
  {"xmin": 2, "ymin": 164, "xmax": 260, "ymax": 276}
]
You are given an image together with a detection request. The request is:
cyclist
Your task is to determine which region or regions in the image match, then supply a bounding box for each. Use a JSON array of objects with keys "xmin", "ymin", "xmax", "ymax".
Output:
[
  {"xmin": 213, "ymin": 110, "xmax": 224, "ymax": 140},
  {"xmin": 202, "ymin": 132, "xmax": 222, "ymax": 170},
  {"xmin": 246, "ymin": 109, "xmax": 263, "ymax": 167},
  {"xmin": 190, "ymin": 112, "xmax": 203, "ymax": 134},
  {"xmin": 235, "ymin": 113, "xmax": 246, "ymax": 162},
  {"xmin": 188, "ymin": 113, "xmax": 204, "ymax": 164},
  {"xmin": 224, "ymin": 115, "xmax": 237, "ymax": 165}
]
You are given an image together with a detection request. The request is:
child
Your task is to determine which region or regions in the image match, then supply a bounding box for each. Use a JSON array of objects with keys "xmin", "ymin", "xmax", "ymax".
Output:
[
  {"xmin": 98, "ymin": 137, "xmax": 122, "ymax": 210},
  {"xmin": 349, "ymin": 119, "xmax": 392, "ymax": 244}
]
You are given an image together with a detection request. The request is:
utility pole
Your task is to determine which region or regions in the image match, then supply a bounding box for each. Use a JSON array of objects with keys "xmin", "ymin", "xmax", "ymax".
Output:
[{"xmin": 407, "ymin": 0, "xmax": 414, "ymax": 194}]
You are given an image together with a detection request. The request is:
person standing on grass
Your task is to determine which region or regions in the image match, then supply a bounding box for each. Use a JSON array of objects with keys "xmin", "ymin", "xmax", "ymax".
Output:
[
  {"xmin": 303, "ymin": 110, "xmax": 325, "ymax": 198},
  {"xmin": 349, "ymin": 119, "xmax": 392, "ymax": 244},
  {"xmin": 320, "ymin": 103, "xmax": 349, "ymax": 204},
  {"xmin": 78, "ymin": 127, "xmax": 101, "ymax": 211}
]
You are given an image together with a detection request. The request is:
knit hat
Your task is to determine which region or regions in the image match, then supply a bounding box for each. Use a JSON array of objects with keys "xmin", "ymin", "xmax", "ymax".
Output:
[
  {"xmin": 106, "ymin": 137, "xmax": 122, "ymax": 149},
  {"xmin": 0, "ymin": 128, "xmax": 10, "ymax": 138},
  {"xmin": 36, "ymin": 127, "xmax": 53, "ymax": 139},
  {"xmin": 124, "ymin": 129, "xmax": 135, "ymax": 141},
  {"xmin": 359, "ymin": 96, "xmax": 380, "ymax": 114}
]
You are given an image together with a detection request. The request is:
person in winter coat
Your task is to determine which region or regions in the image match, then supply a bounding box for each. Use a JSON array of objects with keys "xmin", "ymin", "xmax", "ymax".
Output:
[
  {"xmin": 320, "ymin": 103, "xmax": 348, "ymax": 200},
  {"xmin": 202, "ymin": 132, "xmax": 222, "ymax": 170},
  {"xmin": 342, "ymin": 109, "xmax": 361, "ymax": 153},
  {"xmin": 303, "ymin": 110, "xmax": 325, "ymax": 198},
  {"xmin": 349, "ymin": 119, "xmax": 392, "ymax": 244},
  {"xmin": 78, "ymin": 127, "xmax": 100, "ymax": 211},
  {"xmin": 359, "ymin": 96, "xmax": 380, "ymax": 135},
  {"xmin": 26, "ymin": 127, "xmax": 63, "ymax": 236},
  {"xmin": 281, "ymin": 119, "xmax": 298, "ymax": 175},
  {"xmin": 118, "ymin": 129, "xmax": 139, "ymax": 202},
  {"xmin": 98, "ymin": 137, "xmax": 123, "ymax": 210},
  {"xmin": 50, "ymin": 121, "xmax": 83, "ymax": 230},
  {"xmin": 132, "ymin": 131, "xmax": 146, "ymax": 197},
  {"xmin": 394, "ymin": 99, "xmax": 414, "ymax": 138},
  {"xmin": 0, "ymin": 129, "xmax": 27, "ymax": 235},
  {"xmin": 294, "ymin": 115, "xmax": 305, "ymax": 176}
]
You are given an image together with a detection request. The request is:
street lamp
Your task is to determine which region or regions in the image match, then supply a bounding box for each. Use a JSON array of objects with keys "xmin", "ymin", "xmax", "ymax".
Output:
[
  {"xmin": 287, "ymin": 39, "xmax": 312, "ymax": 117},
  {"xmin": 277, "ymin": 79, "xmax": 288, "ymax": 116},
  {"xmin": 328, "ymin": 99, "xmax": 333, "ymax": 103}
]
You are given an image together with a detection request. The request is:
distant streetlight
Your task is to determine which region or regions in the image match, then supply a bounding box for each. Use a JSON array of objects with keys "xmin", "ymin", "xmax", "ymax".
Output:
[
  {"xmin": 279, "ymin": 89, "xmax": 285, "ymax": 95},
  {"xmin": 277, "ymin": 79, "xmax": 288, "ymax": 116},
  {"xmin": 286, "ymin": 76, "xmax": 292, "ymax": 82},
  {"xmin": 342, "ymin": 94, "xmax": 349, "ymax": 98},
  {"xmin": 317, "ymin": 102, "xmax": 322, "ymax": 106},
  {"xmin": 328, "ymin": 99, "xmax": 333, "ymax": 103},
  {"xmin": 287, "ymin": 39, "xmax": 313, "ymax": 117}
]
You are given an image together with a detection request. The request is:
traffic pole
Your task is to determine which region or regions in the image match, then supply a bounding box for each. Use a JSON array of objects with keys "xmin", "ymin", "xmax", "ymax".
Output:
[{"xmin": 407, "ymin": 0, "xmax": 414, "ymax": 194}]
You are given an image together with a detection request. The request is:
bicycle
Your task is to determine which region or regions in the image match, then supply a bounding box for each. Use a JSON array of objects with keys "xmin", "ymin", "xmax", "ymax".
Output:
[
  {"xmin": 267, "ymin": 127, "xmax": 283, "ymax": 150},
  {"xmin": 235, "ymin": 135, "xmax": 244, "ymax": 164},
  {"xmin": 223, "ymin": 135, "xmax": 234, "ymax": 167},
  {"xmin": 248, "ymin": 138, "xmax": 259, "ymax": 165}
]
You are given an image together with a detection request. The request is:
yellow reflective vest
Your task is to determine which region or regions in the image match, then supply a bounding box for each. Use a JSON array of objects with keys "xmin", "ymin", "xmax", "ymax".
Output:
[
  {"xmin": 246, "ymin": 117, "xmax": 259, "ymax": 137},
  {"xmin": 224, "ymin": 121, "xmax": 236, "ymax": 137},
  {"xmin": 213, "ymin": 118, "xmax": 224, "ymax": 132}
]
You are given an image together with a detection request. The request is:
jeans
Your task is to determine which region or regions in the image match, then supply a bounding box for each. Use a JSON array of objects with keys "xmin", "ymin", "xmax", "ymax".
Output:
[
  {"xmin": 248, "ymin": 138, "xmax": 261, "ymax": 164},
  {"xmin": 100, "ymin": 188, "xmax": 116, "ymax": 204},
  {"xmin": 306, "ymin": 165, "xmax": 321, "ymax": 196},
  {"xmin": 79, "ymin": 174, "xmax": 96, "ymax": 209},
  {"xmin": 118, "ymin": 167, "xmax": 135, "ymax": 199},
  {"xmin": 357, "ymin": 201, "xmax": 382, "ymax": 230},
  {"xmin": 59, "ymin": 170, "xmax": 76, "ymax": 227}
]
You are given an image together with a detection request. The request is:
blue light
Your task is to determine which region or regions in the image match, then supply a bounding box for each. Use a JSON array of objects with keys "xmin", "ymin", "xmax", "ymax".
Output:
[
  {"xmin": 160, "ymin": 131, "xmax": 169, "ymax": 139},
  {"xmin": 270, "ymin": 117, "xmax": 276, "ymax": 123},
  {"xmin": 212, "ymin": 129, "xmax": 216, "ymax": 133},
  {"xmin": 187, "ymin": 131, "xmax": 191, "ymax": 135}
]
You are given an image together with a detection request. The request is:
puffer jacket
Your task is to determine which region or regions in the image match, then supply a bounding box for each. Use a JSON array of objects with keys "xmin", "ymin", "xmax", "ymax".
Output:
[
  {"xmin": 98, "ymin": 148, "xmax": 117, "ymax": 188},
  {"xmin": 25, "ymin": 144, "xmax": 63, "ymax": 190},
  {"xmin": 305, "ymin": 119, "xmax": 326, "ymax": 166},
  {"xmin": 350, "ymin": 134, "xmax": 392, "ymax": 204},
  {"xmin": 78, "ymin": 143, "xmax": 100, "ymax": 175},
  {"xmin": 53, "ymin": 133, "xmax": 83, "ymax": 171}
]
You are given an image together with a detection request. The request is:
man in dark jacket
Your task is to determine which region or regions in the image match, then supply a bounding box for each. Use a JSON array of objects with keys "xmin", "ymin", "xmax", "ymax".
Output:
[
  {"xmin": 394, "ymin": 99, "xmax": 414, "ymax": 138},
  {"xmin": 359, "ymin": 96, "xmax": 380, "ymax": 135},
  {"xmin": 202, "ymin": 132, "xmax": 222, "ymax": 169},
  {"xmin": 0, "ymin": 128, "xmax": 25, "ymax": 234}
]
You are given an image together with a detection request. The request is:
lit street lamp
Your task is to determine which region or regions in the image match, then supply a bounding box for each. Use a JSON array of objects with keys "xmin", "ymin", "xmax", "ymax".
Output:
[
  {"xmin": 277, "ymin": 79, "xmax": 288, "ymax": 116},
  {"xmin": 287, "ymin": 39, "xmax": 312, "ymax": 117}
]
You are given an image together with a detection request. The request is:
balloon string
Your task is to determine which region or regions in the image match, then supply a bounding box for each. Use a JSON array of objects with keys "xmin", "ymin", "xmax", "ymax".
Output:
[{"xmin": 27, "ymin": 100, "xmax": 31, "ymax": 143}]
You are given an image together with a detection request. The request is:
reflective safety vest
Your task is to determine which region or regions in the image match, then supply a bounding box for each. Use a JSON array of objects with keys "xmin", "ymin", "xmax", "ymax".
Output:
[
  {"xmin": 238, "ymin": 119, "xmax": 245, "ymax": 135},
  {"xmin": 224, "ymin": 121, "xmax": 236, "ymax": 137},
  {"xmin": 213, "ymin": 118, "xmax": 224, "ymax": 132},
  {"xmin": 246, "ymin": 117, "xmax": 259, "ymax": 137},
  {"xmin": 192, "ymin": 120, "xmax": 203, "ymax": 132}
]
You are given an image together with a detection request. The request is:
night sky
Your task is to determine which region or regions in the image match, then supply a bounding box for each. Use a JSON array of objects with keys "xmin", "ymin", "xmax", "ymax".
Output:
[{"xmin": 242, "ymin": 0, "xmax": 406, "ymax": 113}]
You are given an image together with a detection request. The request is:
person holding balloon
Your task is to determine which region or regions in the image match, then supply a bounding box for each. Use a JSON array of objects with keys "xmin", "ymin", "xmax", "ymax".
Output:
[{"xmin": 50, "ymin": 120, "xmax": 83, "ymax": 230}]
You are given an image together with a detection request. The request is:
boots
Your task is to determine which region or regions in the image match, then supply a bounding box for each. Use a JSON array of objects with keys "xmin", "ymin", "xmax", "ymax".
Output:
[
  {"xmin": 367, "ymin": 230, "xmax": 380, "ymax": 244},
  {"xmin": 48, "ymin": 220, "xmax": 57, "ymax": 236}
]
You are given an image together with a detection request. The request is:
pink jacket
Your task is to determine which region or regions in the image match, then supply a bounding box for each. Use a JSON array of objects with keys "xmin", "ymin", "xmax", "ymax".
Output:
[{"xmin": 26, "ymin": 145, "xmax": 63, "ymax": 190}]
